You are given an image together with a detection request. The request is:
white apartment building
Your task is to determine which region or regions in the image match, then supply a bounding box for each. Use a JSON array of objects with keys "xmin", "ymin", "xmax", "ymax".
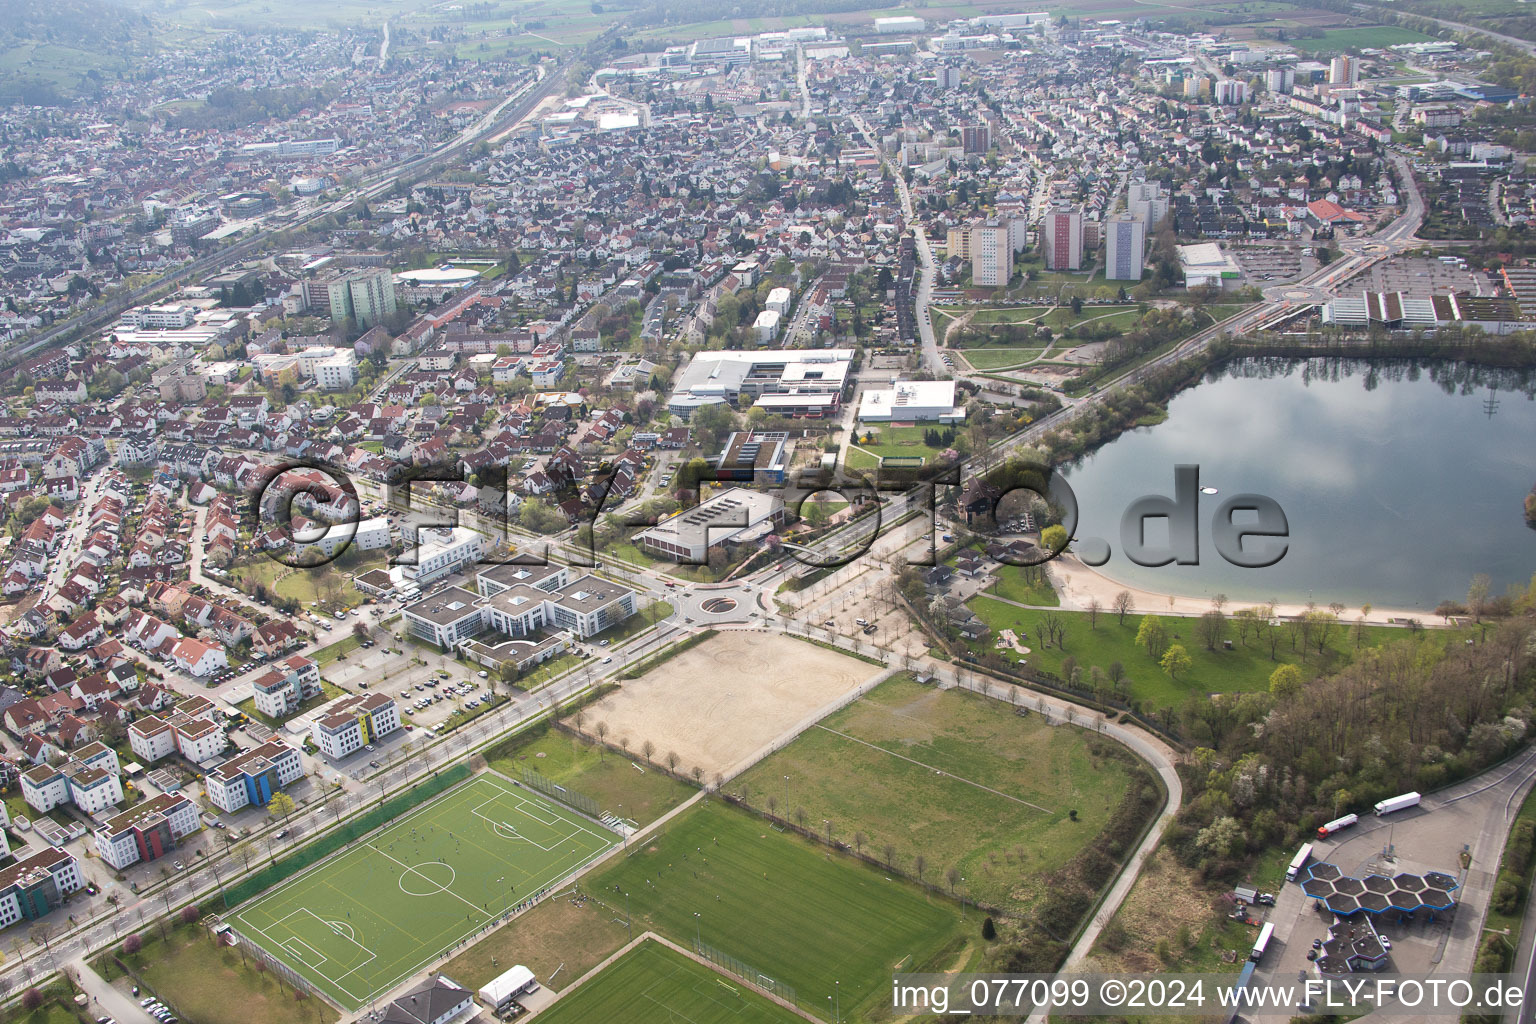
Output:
[
  {"xmin": 311, "ymin": 692, "xmax": 402, "ymax": 759},
  {"xmin": 292, "ymin": 515, "xmax": 390, "ymax": 561},
  {"xmin": 401, "ymin": 526, "xmax": 487, "ymax": 584},
  {"xmin": 315, "ymin": 350, "xmax": 359, "ymax": 390},
  {"xmin": 1105, "ymin": 214, "xmax": 1146, "ymax": 282},
  {"xmin": 250, "ymin": 654, "xmax": 323, "ymax": 720},
  {"xmin": 204, "ymin": 740, "xmax": 305, "ymax": 814},
  {"xmin": 970, "ymin": 222, "xmax": 1013, "ymax": 287},
  {"xmin": 0, "ymin": 849, "xmax": 83, "ymax": 930},
  {"xmin": 92, "ymin": 793, "xmax": 200, "ymax": 871},
  {"xmin": 20, "ymin": 743, "xmax": 123, "ymax": 816}
]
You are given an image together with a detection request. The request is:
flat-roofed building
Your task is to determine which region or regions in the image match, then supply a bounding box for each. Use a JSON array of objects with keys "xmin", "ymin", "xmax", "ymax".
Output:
[
  {"xmin": 633, "ymin": 487, "xmax": 786, "ymax": 563},
  {"xmin": 668, "ymin": 349, "xmax": 852, "ymax": 418},
  {"xmin": 399, "ymin": 527, "xmax": 486, "ymax": 585},
  {"xmin": 401, "ymin": 585, "xmax": 485, "ymax": 649},
  {"xmin": 858, "ymin": 380, "xmax": 966, "ymax": 423},
  {"xmin": 204, "ymin": 739, "xmax": 304, "ymax": 813},
  {"xmin": 716, "ymin": 431, "xmax": 793, "ymax": 485},
  {"xmin": 312, "ymin": 692, "xmax": 401, "ymax": 759},
  {"xmin": 0, "ymin": 848, "xmax": 83, "ymax": 929},
  {"xmin": 92, "ymin": 792, "xmax": 200, "ymax": 871}
]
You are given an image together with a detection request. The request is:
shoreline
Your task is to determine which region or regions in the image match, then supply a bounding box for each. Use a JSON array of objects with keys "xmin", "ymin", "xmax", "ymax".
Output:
[{"xmin": 1047, "ymin": 552, "xmax": 1442, "ymax": 626}]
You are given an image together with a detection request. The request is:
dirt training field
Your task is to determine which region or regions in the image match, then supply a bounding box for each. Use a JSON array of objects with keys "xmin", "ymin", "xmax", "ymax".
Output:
[{"xmin": 584, "ymin": 631, "xmax": 880, "ymax": 778}]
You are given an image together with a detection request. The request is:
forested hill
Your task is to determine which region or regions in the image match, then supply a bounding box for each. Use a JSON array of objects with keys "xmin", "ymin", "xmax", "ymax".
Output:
[{"xmin": 0, "ymin": 0, "xmax": 157, "ymax": 106}]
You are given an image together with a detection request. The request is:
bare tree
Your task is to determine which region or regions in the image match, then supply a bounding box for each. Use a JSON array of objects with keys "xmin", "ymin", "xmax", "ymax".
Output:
[
  {"xmin": 1086, "ymin": 596, "xmax": 1101, "ymax": 630},
  {"xmin": 914, "ymin": 854, "xmax": 927, "ymax": 883},
  {"xmin": 853, "ymin": 831, "xmax": 866, "ymax": 855},
  {"xmin": 946, "ymin": 866, "xmax": 961, "ymax": 893},
  {"xmin": 641, "ymin": 739, "xmax": 655, "ymax": 764},
  {"xmin": 665, "ymin": 750, "xmax": 679, "ymax": 773},
  {"xmin": 1113, "ymin": 590, "xmax": 1133, "ymax": 625},
  {"xmin": 594, "ymin": 721, "xmax": 609, "ymax": 759},
  {"xmin": 883, "ymin": 843, "xmax": 896, "ymax": 869}
]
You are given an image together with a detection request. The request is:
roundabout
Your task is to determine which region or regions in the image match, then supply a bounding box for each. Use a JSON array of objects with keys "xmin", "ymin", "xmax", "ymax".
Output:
[{"xmin": 701, "ymin": 596, "xmax": 737, "ymax": 614}]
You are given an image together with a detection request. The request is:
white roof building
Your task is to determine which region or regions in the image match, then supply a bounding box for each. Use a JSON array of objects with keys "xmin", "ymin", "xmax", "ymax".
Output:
[{"xmin": 858, "ymin": 380, "xmax": 966, "ymax": 423}]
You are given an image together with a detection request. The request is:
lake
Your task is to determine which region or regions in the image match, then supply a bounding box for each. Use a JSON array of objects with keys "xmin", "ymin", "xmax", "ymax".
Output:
[{"xmin": 1060, "ymin": 358, "xmax": 1536, "ymax": 611}]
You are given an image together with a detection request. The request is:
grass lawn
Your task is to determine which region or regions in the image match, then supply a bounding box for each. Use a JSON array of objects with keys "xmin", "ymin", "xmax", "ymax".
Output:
[
  {"xmin": 517, "ymin": 650, "xmax": 584, "ymax": 691},
  {"xmin": 100, "ymin": 921, "xmax": 337, "ymax": 1024},
  {"xmin": 732, "ymin": 673, "xmax": 1135, "ymax": 913},
  {"xmin": 228, "ymin": 775, "xmax": 616, "ymax": 1009},
  {"xmin": 535, "ymin": 940, "xmax": 804, "ymax": 1024},
  {"xmin": 488, "ymin": 728, "xmax": 695, "ymax": 827},
  {"xmin": 441, "ymin": 886, "xmax": 632, "ymax": 994},
  {"xmin": 589, "ymin": 801, "xmax": 974, "ymax": 1020},
  {"xmin": 963, "ymin": 600, "xmax": 1457, "ymax": 707},
  {"xmin": 962, "ymin": 347, "xmax": 1046, "ymax": 369},
  {"xmin": 986, "ymin": 565, "xmax": 1060, "ymax": 606},
  {"xmin": 311, "ymin": 634, "xmax": 363, "ymax": 666},
  {"xmin": 588, "ymin": 601, "xmax": 673, "ymax": 646},
  {"xmin": 1290, "ymin": 26, "xmax": 1434, "ymax": 51},
  {"xmin": 231, "ymin": 555, "xmax": 381, "ymax": 610},
  {"xmin": 602, "ymin": 537, "xmax": 662, "ymax": 568},
  {"xmin": 852, "ymin": 424, "xmax": 951, "ymax": 461}
]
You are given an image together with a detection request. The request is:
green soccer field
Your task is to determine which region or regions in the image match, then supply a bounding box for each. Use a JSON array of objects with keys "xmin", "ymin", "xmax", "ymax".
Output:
[
  {"xmin": 534, "ymin": 940, "xmax": 802, "ymax": 1024},
  {"xmin": 590, "ymin": 802, "xmax": 968, "ymax": 1020},
  {"xmin": 228, "ymin": 775, "xmax": 616, "ymax": 1009}
]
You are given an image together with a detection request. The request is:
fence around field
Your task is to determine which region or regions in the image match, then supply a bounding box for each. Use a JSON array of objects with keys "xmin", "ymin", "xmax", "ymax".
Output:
[
  {"xmin": 221, "ymin": 762, "xmax": 473, "ymax": 907},
  {"xmin": 212, "ymin": 923, "xmax": 316, "ymax": 998},
  {"xmin": 691, "ymin": 937, "xmax": 802, "ymax": 1014},
  {"xmin": 520, "ymin": 766, "xmax": 601, "ymax": 819}
]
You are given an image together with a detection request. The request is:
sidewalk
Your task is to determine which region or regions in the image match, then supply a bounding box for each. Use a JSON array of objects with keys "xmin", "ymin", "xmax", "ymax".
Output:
[{"xmin": 72, "ymin": 957, "xmax": 157, "ymax": 1024}]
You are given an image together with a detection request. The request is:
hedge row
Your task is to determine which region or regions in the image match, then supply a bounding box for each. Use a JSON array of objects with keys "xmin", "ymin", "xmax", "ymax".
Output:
[{"xmin": 222, "ymin": 762, "xmax": 472, "ymax": 907}]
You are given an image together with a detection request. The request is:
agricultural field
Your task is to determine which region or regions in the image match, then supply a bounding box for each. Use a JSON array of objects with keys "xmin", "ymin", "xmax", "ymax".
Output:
[
  {"xmin": 588, "ymin": 800, "xmax": 975, "ymax": 1021},
  {"xmin": 534, "ymin": 940, "xmax": 804, "ymax": 1024},
  {"xmin": 962, "ymin": 600, "xmax": 1457, "ymax": 707},
  {"xmin": 487, "ymin": 726, "xmax": 695, "ymax": 828},
  {"xmin": 731, "ymin": 673, "xmax": 1135, "ymax": 913},
  {"xmin": 228, "ymin": 774, "xmax": 616, "ymax": 1009}
]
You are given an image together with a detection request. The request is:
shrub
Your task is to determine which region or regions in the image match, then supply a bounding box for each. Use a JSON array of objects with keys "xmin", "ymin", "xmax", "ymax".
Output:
[
  {"xmin": 1492, "ymin": 878, "xmax": 1521, "ymax": 916},
  {"xmin": 21, "ymin": 989, "xmax": 43, "ymax": 1011}
]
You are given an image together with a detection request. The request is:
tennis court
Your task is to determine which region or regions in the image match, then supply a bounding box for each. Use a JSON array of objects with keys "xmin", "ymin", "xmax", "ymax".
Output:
[{"xmin": 228, "ymin": 774, "xmax": 616, "ymax": 1009}]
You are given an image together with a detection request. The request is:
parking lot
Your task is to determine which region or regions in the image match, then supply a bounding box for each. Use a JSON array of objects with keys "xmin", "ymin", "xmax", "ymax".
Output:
[
  {"xmin": 1356, "ymin": 253, "xmax": 1493, "ymax": 296},
  {"xmin": 1233, "ymin": 243, "xmax": 1310, "ymax": 283}
]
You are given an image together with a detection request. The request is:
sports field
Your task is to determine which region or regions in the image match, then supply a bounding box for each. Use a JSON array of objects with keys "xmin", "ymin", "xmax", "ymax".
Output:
[
  {"xmin": 228, "ymin": 775, "xmax": 616, "ymax": 1009},
  {"xmin": 590, "ymin": 801, "xmax": 969, "ymax": 1020},
  {"xmin": 535, "ymin": 940, "xmax": 802, "ymax": 1024}
]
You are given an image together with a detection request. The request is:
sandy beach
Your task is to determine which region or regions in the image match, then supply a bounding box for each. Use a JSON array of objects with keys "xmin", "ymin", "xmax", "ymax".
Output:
[{"xmin": 1048, "ymin": 552, "xmax": 1441, "ymax": 626}]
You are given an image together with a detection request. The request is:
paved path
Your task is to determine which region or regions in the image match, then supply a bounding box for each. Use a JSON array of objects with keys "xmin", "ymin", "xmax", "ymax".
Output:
[{"xmin": 72, "ymin": 957, "xmax": 157, "ymax": 1024}]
